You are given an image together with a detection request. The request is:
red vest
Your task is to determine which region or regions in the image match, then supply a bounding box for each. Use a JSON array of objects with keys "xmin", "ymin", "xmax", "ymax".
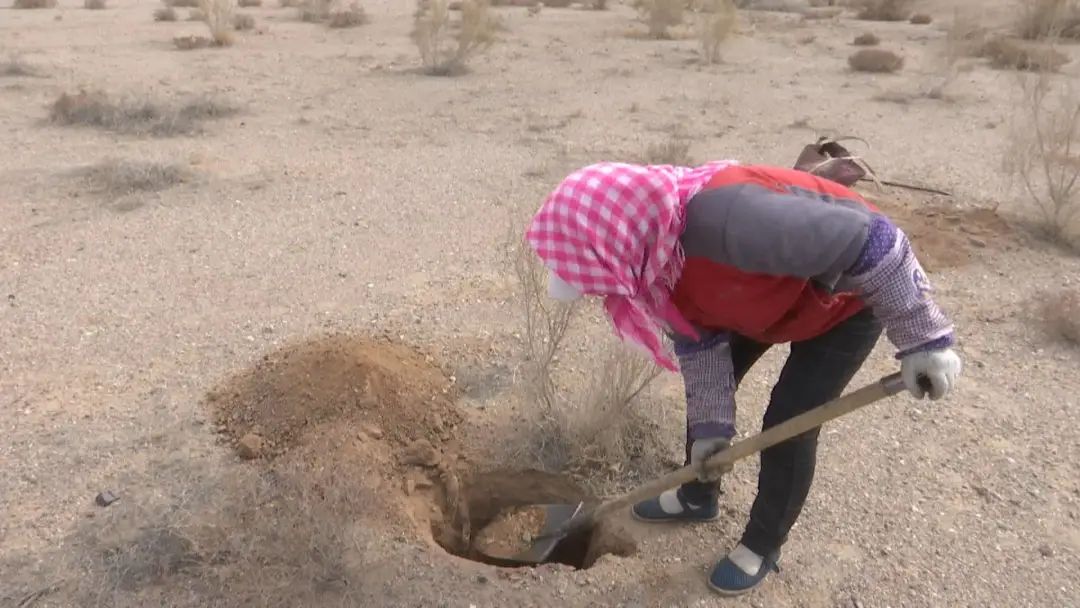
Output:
[{"xmin": 671, "ymin": 166, "xmax": 878, "ymax": 344}]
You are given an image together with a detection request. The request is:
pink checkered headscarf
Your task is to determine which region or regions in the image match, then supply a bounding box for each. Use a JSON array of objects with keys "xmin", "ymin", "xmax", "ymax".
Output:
[{"xmin": 525, "ymin": 160, "xmax": 738, "ymax": 371}]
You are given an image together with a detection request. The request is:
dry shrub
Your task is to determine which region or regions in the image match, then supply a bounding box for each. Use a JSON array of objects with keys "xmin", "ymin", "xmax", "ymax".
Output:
[
  {"xmin": 505, "ymin": 226, "xmax": 668, "ymax": 489},
  {"xmin": 84, "ymin": 159, "xmax": 192, "ymax": 196},
  {"xmin": 852, "ymin": 32, "xmax": 880, "ymax": 46},
  {"xmin": 154, "ymin": 6, "xmax": 179, "ymax": 19},
  {"xmin": 13, "ymin": 0, "xmax": 57, "ymax": 7},
  {"xmin": 1004, "ymin": 70, "xmax": 1080, "ymax": 245},
  {"xmin": 644, "ymin": 137, "xmax": 694, "ymax": 166},
  {"xmin": 198, "ymin": 0, "xmax": 237, "ymax": 45},
  {"xmin": 853, "ymin": 0, "xmax": 912, "ymax": 21},
  {"xmin": 279, "ymin": 0, "xmax": 302, "ymax": 6},
  {"xmin": 927, "ymin": 9, "xmax": 983, "ymax": 98},
  {"xmin": 698, "ymin": 0, "xmax": 737, "ymax": 64},
  {"xmin": 1017, "ymin": 0, "xmax": 1080, "ymax": 40},
  {"xmin": 85, "ymin": 0, "xmax": 108, "ymax": 9},
  {"xmin": 411, "ymin": 0, "xmax": 498, "ymax": 76},
  {"xmin": 238, "ymin": 0, "xmax": 261, "ymax": 5},
  {"xmin": 299, "ymin": 0, "xmax": 331, "ymax": 21},
  {"xmin": 233, "ymin": 12, "xmax": 255, "ymax": 29},
  {"xmin": 164, "ymin": 0, "xmax": 199, "ymax": 6},
  {"xmin": 1040, "ymin": 290, "xmax": 1080, "ymax": 343},
  {"xmin": 49, "ymin": 90, "xmax": 237, "ymax": 136},
  {"xmin": 848, "ymin": 48, "xmax": 904, "ymax": 73},
  {"xmin": 1, "ymin": 56, "xmax": 38, "ymax": 77},
  {"xmin": 328, "ymin": 2, "xmax": 368, "ymax": 27},
  {"xmin": 909, "ymin": 12, "xmax": 931, "ymax": 24},
  {"xmin": 174, "ymin": 34, "xmax": 212, "ymax": 49},
  {"xmin": 982, "ymin": 37, "xmax": 1068, "ymax": 72},
  {"xmin": 187, "ymin": 8, "xmax": 206, "ymax": 20},
  {"xmin": 635, "ymin": 0, "xmax": 684, "ymax": 39}
]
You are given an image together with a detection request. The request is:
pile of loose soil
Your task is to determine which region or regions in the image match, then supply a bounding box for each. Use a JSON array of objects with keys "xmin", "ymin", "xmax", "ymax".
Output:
[
  {"xmin": 472, "ymin": 505, "xmax": 548, "ymax": 559},
  {"xmin": 867, "ymin": 194, "xmax": 1016, "ymax": 272},
  {"xmin": 207, "ymin": 333, "xmax": 461, "ymax": 458}
]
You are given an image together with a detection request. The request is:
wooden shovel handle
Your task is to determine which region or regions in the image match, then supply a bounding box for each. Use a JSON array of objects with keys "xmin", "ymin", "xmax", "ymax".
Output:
[{"xmin": 585, "ymin": 373, "xmax": 908, "ymax": 524}]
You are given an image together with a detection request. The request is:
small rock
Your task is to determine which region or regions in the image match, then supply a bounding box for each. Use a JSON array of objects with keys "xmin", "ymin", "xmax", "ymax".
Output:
[
  {"xmin": 404, "ymin": 478, "xmax": 416, "ymax": 495},
  {"xmin": 362, "ymin": 424, "xmax": 384, "ymax": 439},
  {"xmin": 94, "ymin": 491, "xmax": 119, "ymax": 507},
  {"xmin": 476, "ymin": 574, "xmax": 488, "ymax": 584},
  {"xmin": 968, "ymin": 236, "xmax": 987, "ymax": 248},
  {"xmin": 1038, "ymin": 543, "xmax": 1054, "ymax": 557},
  {"xmin": 401, "ymin": 439, "xmax": 439, "ymax": 467},
  {"xmin": 237, "ymin": 433, "xmax": 266, "ymax": 460}
]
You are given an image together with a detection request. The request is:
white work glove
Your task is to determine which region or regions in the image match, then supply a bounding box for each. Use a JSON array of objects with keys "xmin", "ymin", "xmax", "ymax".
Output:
[
  {"xmin": 689, "ymin": 436, "xmax": 732, "ymax": 482},
  {"xmin": 900, "ymin": 348, "xmax": 962, "ymax": 400}
]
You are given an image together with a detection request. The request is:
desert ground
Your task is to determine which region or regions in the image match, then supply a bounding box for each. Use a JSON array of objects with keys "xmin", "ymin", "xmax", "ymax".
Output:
[{"xmin": 2, "ymin": 0, "xmax": 1079, "ymax": 606}]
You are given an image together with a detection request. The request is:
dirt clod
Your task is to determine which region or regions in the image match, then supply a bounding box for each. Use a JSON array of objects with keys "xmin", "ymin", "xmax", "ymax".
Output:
[
  {"xmin": 237, "ymin": 433, "xmax": 265, "ymax": 459},
  {"xmin": 402, "ymin": 438, "xmax": 440, "ymax": 466}
]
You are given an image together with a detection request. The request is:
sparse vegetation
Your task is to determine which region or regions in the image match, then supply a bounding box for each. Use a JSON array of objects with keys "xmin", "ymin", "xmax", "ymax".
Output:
[
  {"xmin": 155, "ymin": 6, "xmax": 179, "ymax": 20},
  {"xmin": 1004, "ymin": 70, "xmax": 1080, "ymax": 245},
  {"xmin": 13, "ymin": 0, "xmax": 57, "ymax": 7},
  {"xmin": 164, "ymin": 0, "xmax": 199, "ymax": 6},
  {"xmin": 698, "ymin": 0, "xmax": 736, "ymax": 64},
  {"xmin": 49, "ymin": 90, "xmax": 237, "ymax": 136},
  {"xmin": 174, "ymin": 35, "xmax": 212, "ymax": 49},
  {"xmin": 411, "ymin": 0, "xmax": 498, "ymax": 76},
  {"xmin": 233, "ymin": 12, "xmax": 256, "ymax": 29},
  {"xmin": 238, "ymin": 0, "xmax": 261, "ymax": 5},
  {"xmin": 910, "ymin": 13, "xmax": 932, "ymax": 24},
  {"xmin": 852, "ymin": 32, "xmax": 880, "ymax": 46},
  {"xmin": 1017, "ymin": 0, "xmax": 1080, "ymax": 40},
  {"xmin": 84, "ymin": 159, "xmax": 192, "ymax": 196},
  {"xmin": 198, "ymin": 0, "xmax": 237, "ymax": 46},
  {"xmin": 853, "ymin": 0, "xmax": 913, "ymax": 22},
  {"xmin": 982, "ymin": 37, "xmax": 1068, "ymax": 72},
  {"xmin": 85, "ymin": 0, "xmax": 108, "ymax": 9},
  {"xmin": 328, "ymin": 2, "xmax": 368, "ymax": 27},
  {"xmin": 187, "ymin": 8, "xmax": 206, "ymax": 20},
  {"xmin": 1040, "ymin": 289, "xmax": 1080, "ymax": 343},
  {"xmin": 636, "ymin": 0, "xmax": 684, "ymax": 39},
  {"xmin": 299, "ymin": 0, "xmax": 332, "ymax": 21},
  {"xmin": 848, "ymin": 48, "xmax": 904, "ymax": 73}
]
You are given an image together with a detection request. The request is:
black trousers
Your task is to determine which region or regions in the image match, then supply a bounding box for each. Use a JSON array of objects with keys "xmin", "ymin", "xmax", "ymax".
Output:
[{"xmin": 681, "ymin": 307, "xmax": 883, "ymax": 557}]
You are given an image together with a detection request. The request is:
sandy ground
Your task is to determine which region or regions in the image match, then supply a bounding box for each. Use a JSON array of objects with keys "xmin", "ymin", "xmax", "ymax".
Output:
[{"xmin": 2, "ymin": 0, "xmax": 1080, "ymax": 606}]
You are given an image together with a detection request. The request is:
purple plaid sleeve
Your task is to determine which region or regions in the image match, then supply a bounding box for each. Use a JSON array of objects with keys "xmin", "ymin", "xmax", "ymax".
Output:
[
  {"xmin": 674, "ymin": 331, "xmax": 737, "ymax": 440},
  {"xmin": 846, "ymin": 216, "xmax": 956, "ymax": 355}
]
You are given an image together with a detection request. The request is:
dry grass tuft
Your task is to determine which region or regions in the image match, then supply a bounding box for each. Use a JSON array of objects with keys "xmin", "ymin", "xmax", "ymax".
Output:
[
  {"xmin": 1039, "ymin": 290, "xmax": 1080, "ymax": 344},
  {"xmin": 299, "ymin": 0, "xmax": 332, "ymax": 21},
  {"xmin": 635, "ymin": 0, "xmax": 684, "ymax": 39},
  {"xmin": 164, "ymin": 0, "xmax": 199, "ymax": 6},
  {"xmin": 233, "ymin": 12, "xmax": 256, "ymax": 29},
  {"xmin": 848, "ymin": 48, "xmax": 904, "ymax": 73},
  {"xmin": 1017, "ymin": 0, "xmax": 1080, "ymax": 40},
  {"xmin": 85, "ymin": 0, "xmax": 108, "ymax": 9},
  {"xmin": 698, "ymin": 0, "xmax": 737, "ymax": 64},
  {"xmin": 84, "ymin": 159, "xmax": 192, "ymax": 196},
  {"xmin": 13, "ymin": 0, "xmax": 57, "ymax": 7},
  {"xmin": 328, "ymin": 2, "xmax": 368, "ymax": 27},
  {"xmin": 49, "ymin": 90, "xmax": 237, "ymax": 136},
  {"xmin": 1004, "ymin": 70, "xmax": 1080, "ymax": 245},
  {"xmin": 853, "ymin": 0, "xmax": 913, "ymax": 21},
  {"xmin": 644, "ymin": 136, "xmax": 694, "ymax": 166},
  {"xmin": 198, "ymin": 0, "xmax": 237, "ymax": 46},
  {"xmin": 852, "ymin": 32, "xmax": 880, "ymax": 46},
  {"xmin": 909, "ymin": 12, "xmax": 931, "ymax": 24},
  {"xmin": 982, "ymin": 37, "xmax": 1068, "ymax": 72},
  {"xmin": 154, "ymin": 6, "xmax": 179, "ymax": 19},
  {"xmin": 411, "ymin": 0, "xmax": 498, "ymax": 76},
  {"xmin": 238, "ymin": 0, "xmax": 262, "ymax": 5}
]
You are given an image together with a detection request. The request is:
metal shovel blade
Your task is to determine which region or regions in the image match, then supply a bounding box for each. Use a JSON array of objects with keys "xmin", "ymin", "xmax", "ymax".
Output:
[{"xmin": 476, "ymin": 502, "xmax": 586, "ymax": 566}]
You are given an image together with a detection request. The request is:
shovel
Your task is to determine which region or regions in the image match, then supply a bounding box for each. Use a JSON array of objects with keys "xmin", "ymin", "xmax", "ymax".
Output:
[{"xmin": 481, "ymin": 372, "xmax": 912, "ymax": 566}]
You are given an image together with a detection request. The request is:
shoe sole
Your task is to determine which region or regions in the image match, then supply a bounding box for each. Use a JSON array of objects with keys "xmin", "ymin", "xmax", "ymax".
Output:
[
  {"xmin": 629, "ymin": 508, "xmax": 721, "ymax": 524},
  {"xmin": 706, "ymin": 575, "xmax": 767, "ymax": 597}
]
